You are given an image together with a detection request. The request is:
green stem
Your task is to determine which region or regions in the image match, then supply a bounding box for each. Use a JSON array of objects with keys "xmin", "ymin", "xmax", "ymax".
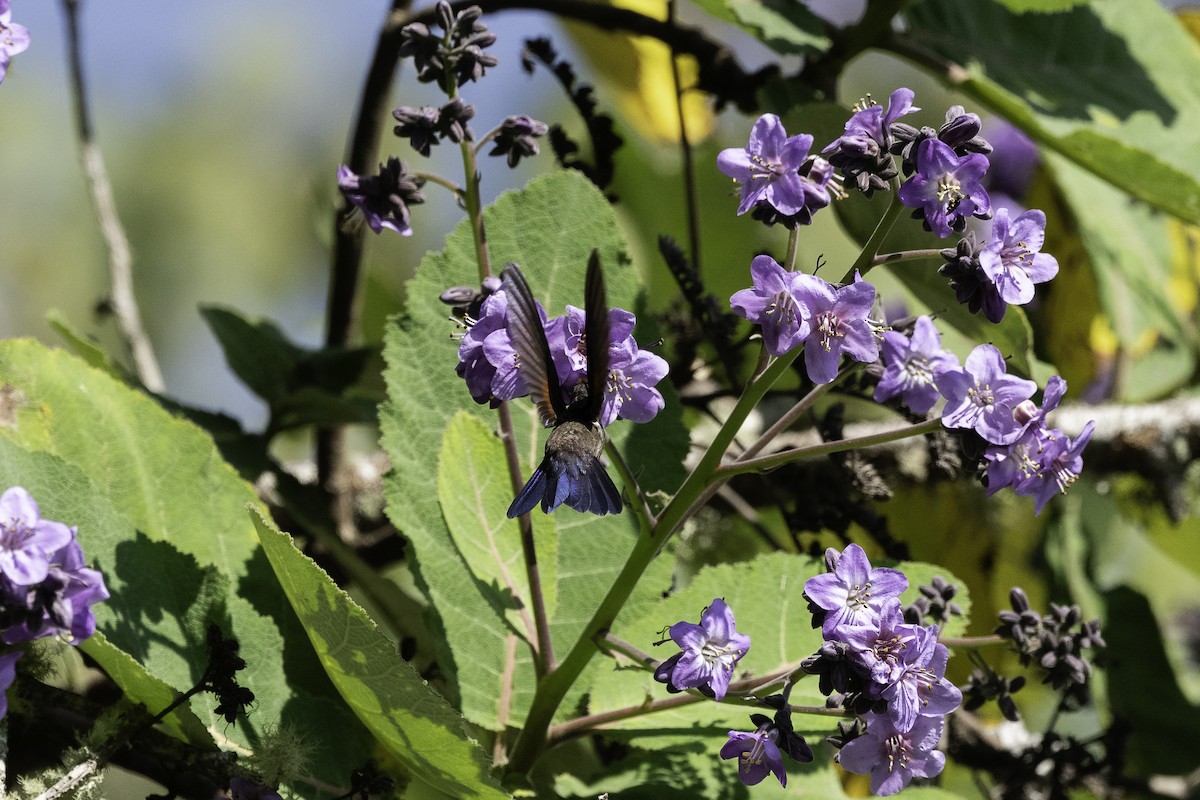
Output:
[
  {"xmin": 941, "ymin": 634, "xmax": 1006, "ymax": 649},
  {"xmin": 784, "ymin": 225, "xmax": 800, "ymax": 271},
  {"xmin": 842, "ymin": 178, "xmax": 904, "ymax": 282},
  {"xmin": 507, "ymin": 345, "xmax": 803, "ymax": 774},
  {"xmin": 606, "ymin": 440, "xmax": 655, "ymax": 536},
  {"xmin": 716, "ymin": 417, "xmax": 943, "ymax": 478},
  {"xmin": 411, "ymin": 170, "xmax": 466, "ymax": 201},
  {"xmin": 870, "ymin": 248, "xmax": 942, "ymax": 268},
  {"xmin": 595, "ymin": 631, "xmax": 658, "ymax": 669}
]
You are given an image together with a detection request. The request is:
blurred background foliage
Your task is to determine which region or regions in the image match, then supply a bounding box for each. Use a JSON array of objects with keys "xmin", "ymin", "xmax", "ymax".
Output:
[{"xmin": 4, "ymin": 0, "xmax": 1200, "ymax": 796}]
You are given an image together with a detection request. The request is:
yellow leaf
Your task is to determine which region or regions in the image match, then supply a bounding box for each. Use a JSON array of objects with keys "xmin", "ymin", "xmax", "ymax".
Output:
[{"xmin": 565, "ymin": 0, "xmax": 715, "ymax": 143}]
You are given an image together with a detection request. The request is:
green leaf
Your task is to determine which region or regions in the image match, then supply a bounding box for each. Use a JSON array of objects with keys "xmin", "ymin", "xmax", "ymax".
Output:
[
  {"xmin": 46, "ymin": 309, "xmax": 127, "ymax": 381},
  {"xmin": 381, "ymin": 170, "xmax": 687, "ymax": 731},
  {"xmin": 1042, "ymin": 153, "xmax": 1195, "ymax": 400},
  {"xmin": 80, "ymin": 632, "xmax": 211, "ymax": 745},
  {"xmin": 994, "ymin": 0, "xmax": 1091, "ymax": 11},
  {"xmin": 906, "ymin": 0, "xmax": 1200, "ymax": 225},
  {"xmin": 200, "ymin": 305, "xmax": 303, "ymax": 405},
  {"xmin": 727, "ymin": 0, "xmax": 831, "ymax": 56},
  {"xmin": 251, "ymin": 510, "xmax": 511, "ymax": 800},
  {"xmin": 0, "ymin": 340, "xmax": 373, "ymax": 797},
  {"xmin": 437, "ymin": 412, "xmax": 558, "ymax": 630}
]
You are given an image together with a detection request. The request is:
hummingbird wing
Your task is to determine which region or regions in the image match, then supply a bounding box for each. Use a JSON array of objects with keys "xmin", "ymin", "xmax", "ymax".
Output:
[
  {"xmin": 501, "ymin": 263, "xmax": 567, "ymax": 426},
  {"xmin": 583, "ymin": 250, "xmax": 611, "ymax": 424}
]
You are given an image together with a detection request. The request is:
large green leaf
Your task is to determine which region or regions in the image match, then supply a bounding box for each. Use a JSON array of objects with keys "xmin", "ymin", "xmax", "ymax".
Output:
[
  {"xmin": 437, "ymin": 412, "xmax": 558, "ymax": 632},
  {"xmin": 1042, "ymin": 153, "xmax": 1195, "ymax": 400},
  {"xmin": 251, "ymin": 510, "xmax": 510, "ymax": 800},
  {"xmin": 905, "ymin": 0, "xmax": 1200, "ymax": 225},
  {"xmin": 0, "ymin": 340, "xmax": 372, "ymax": 797},
  {"xmin": 380, "ymin": 170, "xmax": 687, "ymax": 731}
]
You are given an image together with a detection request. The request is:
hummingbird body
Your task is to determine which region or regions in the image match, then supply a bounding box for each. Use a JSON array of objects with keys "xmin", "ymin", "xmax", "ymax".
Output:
[{"xmin": 503, "ymin": 254, "xmax": 624, "ymax": 518}]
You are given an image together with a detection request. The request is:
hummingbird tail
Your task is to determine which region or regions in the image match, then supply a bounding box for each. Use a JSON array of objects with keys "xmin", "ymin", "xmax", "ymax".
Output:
[
  {"xmin": 507, "ymin": 456, "xmax": 623, "ymax": 518},
  {"xmin": 506, "ymin": 464, "xmax": 547, "ymax": 519}
]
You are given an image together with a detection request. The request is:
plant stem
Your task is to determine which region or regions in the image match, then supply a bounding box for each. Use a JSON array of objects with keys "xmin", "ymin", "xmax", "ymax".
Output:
[
  {"xmin": 784, "ymin": 225, "xmax": 801, "ymax": 271},
  {"xmin": 716, "ymin": 417, "xmax": 943, "ymax": 478},
  {"xmin": 668, "ymin": 0, "xmax": 703, "ymax": 280},
  {"xmin": 871, "ymin": 248, "xmax": 943, "ymax": 267},
  {"xmin": 595, "ymin": 631, "xmax": 658, "ymax": 668},
  {"xmin": 843, "ymin": 178, "xmax": 904, "ymax": 282},
  {"xmin": 62, "ymin": 0, "xmax": 164, "ymax": 393},
  {"xmin": 941, "ymin": 634, "xmax": 1006, "ymax": 648},
  {"xmin": 411, "ymin": 170, "xmax": 466, "ymax": 200},
  {"xmin": 737, "ymin": 377, "xmax": 839, "ymax": 464},
  {"xmin": 605, "ymin": 440, "xmax": 656, "ymax": 536}
]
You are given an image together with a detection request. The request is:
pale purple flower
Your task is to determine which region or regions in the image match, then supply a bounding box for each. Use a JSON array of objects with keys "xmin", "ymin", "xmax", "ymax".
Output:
[
  {"xmin": 935, "ymin": 344, "xmax": 1037, "ymax": 445},
  {"xmin": 718, "ymin": 114, "xmax": 815, "ymax": 216},
  {"xmin": 730, "ymin": 255, "xmax": 812, "ymax": 357},
  {"xmin": 794, "ymin": 272, "xmax": 879, "ymax": 385},
  {"xmin": 838, "ymin": 712, "xmax": 947, "ymax": 796},
  {"xmin": 0, "ymin": 0, "xmax": 30, "ymax": 86},
  {"xmin": 655, "ymin": 598, "xmax": 751, "ymax": 701},
  {"xmin": 1009, "ymin": 421, "xmax": 1095, "ymax": 515},
  {"xmin": 979, "ymin": 208, "xmax": 1059, "ymax": 317},
  {"xmin": 0, "ymin": 487, "xmax": 73, "ymax": 586},
  {"xmin": 875, "ymin": 625, "xmax": 962, "ymax": 732},
  {"xmin": 0, "ymin": 649, "xmax": 19, "ymax": 720},
  {"xmin": 898, "ymin": 138, "xmax": 991, "ymax": 238},
  {"xmin": 601, "ymin": 338, "xmax": 668, "ymax": 427},
  {"xmin": 873, "ymin": 316, "xmax": 960, "ymax": 414},
  {"xmin": 721, "ymin": 726, "xmax": 787, "ymax": 787},
  {"xmin": 804, "ymin": 543, "xmax": 907, "ymax": 637},
  {"xmin": 2, "ymin": 535, "xmax": 110, "ymax": 645}
]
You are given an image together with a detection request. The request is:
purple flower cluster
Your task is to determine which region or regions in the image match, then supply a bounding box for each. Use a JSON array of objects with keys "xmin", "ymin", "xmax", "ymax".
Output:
[
  {"xmin": 983, "ymin": 376, "xmax": 1095, "ymax": 515},
  {"xmin": 0, "ymin": 487, "xmax": 109, "ymax": 719},
  {"xmin": 0, "ymin": 0, "xmax": 30, "ymax": 86},
  {"xmin": 455, "ymin": 286, "xmax": 669, "ymax": 427},
  {"xmin": 336, "ymin": 157, "xmax": 426, "ymax": 236},
  {"xmin": 730, "ymin": 256, "xmax": 879, "ymax": 383},
  {"xmin": 653, "ymin": 598, "xmax": 750, "ymax": 701},
  {"xmin": 802, "ymin": 544, "xmax": 959, "ymax": 795}
]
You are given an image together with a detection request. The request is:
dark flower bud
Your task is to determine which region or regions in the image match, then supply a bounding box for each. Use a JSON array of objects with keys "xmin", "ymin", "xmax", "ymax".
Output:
[
  {"xmin": 393, "ymin": 105, "xmax": 442, "ymax": 157},
  {"xmin": 437, "ymin": 97, "xmax": 475, "ymax": 143},
  {"xmin": 891, "ymin": 104, "xmax": 992, "ymax": 176},
  {"xmin": 826, "ymin": 718, "xmax": 864, "ymax": 750},
  {"xmin": 938, "ymin": 232, "xmax": 992, "ymax": 319},
  {"xmin": 823, "ymin": 547, "xmax": 842, "ymax": 573},
  {"xmin": 489, "ymin": 115, "xmax": 548, "ymax": 168},
  {"xmin": 436, "ymin": 0, "xmax": 455, "ymax": 33}
]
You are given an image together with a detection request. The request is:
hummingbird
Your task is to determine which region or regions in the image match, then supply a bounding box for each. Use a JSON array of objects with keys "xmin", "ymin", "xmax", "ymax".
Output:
[{"xmin": 502, "ymin": 252, "xmax": 623, "ymax": 518}]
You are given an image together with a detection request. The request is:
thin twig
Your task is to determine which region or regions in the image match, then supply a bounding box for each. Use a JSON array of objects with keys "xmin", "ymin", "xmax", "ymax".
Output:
[
  {"xmin": 62, "ymin": 0, "xmax": 164, "ymax": 392},
  {"xmin": 595, "ymin": 630, "xmax": 658, "ymax": 669},
  {"xmin": 668, "ymin": 0, "xmax": 703, "ymax": 279}
]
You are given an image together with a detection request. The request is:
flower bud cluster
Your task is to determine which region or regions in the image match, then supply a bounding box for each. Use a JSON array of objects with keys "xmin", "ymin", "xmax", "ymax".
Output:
[
  {"xmin": 399, "ymin": 1, "xmax": 497, "ymax": 91},
  {"xmin": 336, "ymin": 157, "xmax": 426, "ymax": 236},
  {"xmin": 454, "ymin": 278, "xmax": 669, "ymax": 427},
  {"xmin": 0, "ymin": 486, "xmax": 109, "ymax": 720},
  {"xmin": 996, "ymin": 587, "xmax": 1105, "ymax": 707},
  {"xmin": 802, "ymin": 544, "xmax": 961, "ymax": 796}
]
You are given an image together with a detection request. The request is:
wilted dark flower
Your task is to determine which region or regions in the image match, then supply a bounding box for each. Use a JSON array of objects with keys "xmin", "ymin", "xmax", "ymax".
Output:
[
  {"xmin": 822, "ymin": 88, "xmax": 919, "ymax": 197},
  {"xmin": 436, "ymin": 97, "xmax": 475, "ymax": 143},
  {"xmin": 489, "ymin": 115, "xmax": 548, "ymax": 168},
  {"xmin": 392, "ymin": 106, "xmax": 442, "ymax": 157},
  {"xmin": 205, "ymin": 624, "xmax": 255, "ymax": 724},
  {"xmin": 337, "ymin": 157, "xmax": 426, "ymax": 236}
]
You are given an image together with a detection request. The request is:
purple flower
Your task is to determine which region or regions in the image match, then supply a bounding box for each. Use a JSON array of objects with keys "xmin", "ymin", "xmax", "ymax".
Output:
[
  {"xmin": 0, "ymin": 649, "xmax": 19, "ymax": 720},
  {"xmin": 730, "ymin": 255, "xmax": 813, "ymax": 357},
  {"xmin": 823, "ymin": 88, "xmax": 919, "ymax": 196},
  {"xmin": 654, "ymin": 598, "xmax": 751, "ymax": 701},
  {"xmin": 2, "ymin": 536, "xmax": 110, "ymax": 645},
  {"xmin": 0, "ymin": 0, "xmax": 30, "ymax": 86},
  {"xmin": 721, "ymin": 726, "xmax": 787, "ymax": 787},
  {"xmin": 485, "ymin": 294, "xmax": 552, "ymax": 403},
  {"xmin": 935, "ymin": 344, "xmax": 1037, "ymax": 445},
  {"xmin": 337, "ymin": 157, "xmax": 425, "ymax": 235},
  {"xmin": 0, "ymin": 487, "xmax": 74, "ymax": 586},
  {"xmin": 718, "ymin": 114, "xmax": 815, "ymax": 217},
  {"xmin": 1012, "ymin": 422, "xmax": 1099, "ymax": 515},
  {"xmin": 837, "ymin": 712, "xmax": 947, "ymax": 796},
  {"xmin": 804, "ymin": 543, "xmax": 907, "ymax": 637},
  {"xmin": 456, "ymin": 290, "xmax": 509, "ymax": 405},
  {"xmin": 899, "ymin": 138, "xmax": 991, "ymax": 238},
  {"xmin": 748, "ymin": 155, "xmax": 834, "ymax": 228},
  {"xmin": 874, "ymin": 624, "xmax": 962, "ymax": 732},
  {"xmin": 979, "ymin": 208, "xmax": 1059, "ymax": 317},
  {"xmin": 794, "ymin": 272, "xmax": 879, "ymax": 385},
  {"xmin": 874, "ymin": 316, "xmax": 960, "ymax": 415},
  {"xmin": 601, "ymin": 338, "xmax": 669, "ymax": 427}
]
